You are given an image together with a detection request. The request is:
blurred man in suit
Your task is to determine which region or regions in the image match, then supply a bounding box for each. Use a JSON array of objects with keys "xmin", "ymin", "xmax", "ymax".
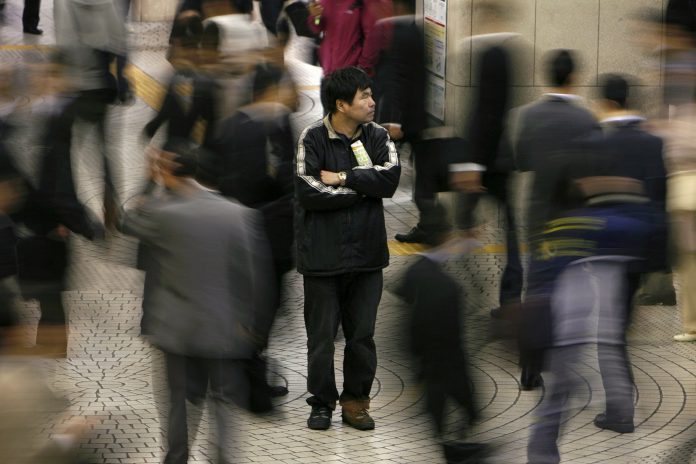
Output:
[
  {"xmin": 449, "ymin": 1, "xmax": 525, "ymax": 311},
  {"xmin": 510, "ymin": 49, "xmax": 598, "ymax": 390},
  {"xmin": 121, "ymin": 147, "xmax": 274, "ymax": 464}
]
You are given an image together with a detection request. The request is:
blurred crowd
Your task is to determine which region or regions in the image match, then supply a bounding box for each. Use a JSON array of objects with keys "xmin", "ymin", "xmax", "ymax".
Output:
[{"xmin": 0, "ymin": 0, "xmax": 695, "ymax": 463}]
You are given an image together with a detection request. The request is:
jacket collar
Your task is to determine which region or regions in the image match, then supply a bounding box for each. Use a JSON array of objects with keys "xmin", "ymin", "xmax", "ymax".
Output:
[
  {"xmin": 323, "ymin": 115, "xmax": 363, "ymax": 141},
  {"xmin": 600, "ymin": 114, "xmax": 645, "ymax": 127}
]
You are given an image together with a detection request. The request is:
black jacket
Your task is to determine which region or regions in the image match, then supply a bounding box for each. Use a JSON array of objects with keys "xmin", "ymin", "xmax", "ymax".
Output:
[
  {"xmin": 211, "ymin": 104, "xmax": 296, "ymax": 272},
  {"xmin": 514, "ymin": 95, "xmax": 599, "ymax": 236},
  {"xmin": 466, "ymin": 44, "xmax": 511, "ymax": 170},
  {"xmin": 294, "ymin": 116, "xmax": 400, "ymax": 276},
  {"xmin": 373, "ymin": 16, "xmax": 426, "ymax": 141}
]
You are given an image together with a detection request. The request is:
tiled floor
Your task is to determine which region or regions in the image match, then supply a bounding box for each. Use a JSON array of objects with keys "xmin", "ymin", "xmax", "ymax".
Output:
[{"xmin": 1, "ymin": 1, "xmax": 695, "ymax": 463}]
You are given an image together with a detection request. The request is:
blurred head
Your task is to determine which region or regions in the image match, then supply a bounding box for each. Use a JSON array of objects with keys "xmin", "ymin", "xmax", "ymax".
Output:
[
  {"xmin": 252, "ymin": 63, "xmax": 283, "ymax": 101},
  {"xmin": 201, "ymin": 0, "xmax": 252, "ymax": 17},
  {"xmin": 169, "ymin": 15, "xmax": 203, "ymax": 68},
  {"xmin": 600, "ymin": 74, "xmax": 631, "ymax": 110},
  {"xmin": 666, "ymin": 0, "xmax": 696, "ymax": 43},
  {"xmin": 546, "ymin": 49, "xmax": 575, "ymax": 88},
  {"xmin": 393, "ymin": 0, "xmax": 415, "ymax": 14},
  {"xmin": 26, "ymin": 50, "xmax": 70, "ymax": 97},
  {"xmin": 323, "ymin": 67, "xmax": 375, "ymax": 123},
  {"xmin": 275, "ymin": 16, "xmax": 291, "ymax": 49},
  {"xmin": 628, "ymin": 9, "xmax": 664, "ymax": 54}
]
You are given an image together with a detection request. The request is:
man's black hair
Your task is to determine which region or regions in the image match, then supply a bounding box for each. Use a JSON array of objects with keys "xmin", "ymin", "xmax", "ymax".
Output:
[
  {"xmin": 322, "ymin": 67, "xmax": 372, "ymax": 114},
  {"xmin": 231, "ymin": 0, "xmax": 253, "ymax": 14},
  {"xmin": 171, "ymin": 15, "xmax": 203, "ymax": 49},
  {"xmin": 393, "ymin": 0, "xmax": 416, "ymax": 12},
  {"xmin": 600, "ymin": 74, "xmax": 630, "ymax": 109},
  {"xmin": 546, "ymin": 49, "xmax": 575, "ymax": 87},
  {"xmin": 252, "ymin": 63, "xmax": 283, "ymax": 101}
]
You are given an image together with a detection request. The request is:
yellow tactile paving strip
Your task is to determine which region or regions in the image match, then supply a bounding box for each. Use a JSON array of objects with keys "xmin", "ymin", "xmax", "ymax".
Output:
[
  {"xmin": 388, "ymin": 241, "xmax": 528, "ymax": 256},
  {"xmin": 125, "ymin": 64, "xmax": 166, "ymax": 110}
]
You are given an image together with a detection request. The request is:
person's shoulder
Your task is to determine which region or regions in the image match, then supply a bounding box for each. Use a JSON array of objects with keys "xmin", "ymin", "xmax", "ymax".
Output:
[
  {"xmin": 299, "ymin": 119, "xmax": 326, "ymax": 140},
  {"xmin": 364, "ymin": 121, "xmax": 388, "ymax": 137}
]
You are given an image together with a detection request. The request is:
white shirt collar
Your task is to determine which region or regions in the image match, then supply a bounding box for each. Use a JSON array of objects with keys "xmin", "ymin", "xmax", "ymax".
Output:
[
  {"xmin": 543, "ymin": 92, "xmax": 583, "ymax": 102},
  {"xmin": 600, "ymin": 114, "xmax": 645, "ymax": 124}
]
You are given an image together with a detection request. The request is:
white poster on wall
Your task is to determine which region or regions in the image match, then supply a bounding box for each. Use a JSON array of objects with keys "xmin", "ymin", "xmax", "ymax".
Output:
[{"xmin": 424, "ymin": 0, "xmax": 446, "ymax": 120}]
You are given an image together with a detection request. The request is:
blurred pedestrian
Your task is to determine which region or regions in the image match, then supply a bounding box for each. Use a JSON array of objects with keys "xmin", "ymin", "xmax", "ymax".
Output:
[
  {"xmin": 54, "ymin": 0, "xmax": 132, "ymax": 228},
  {"xmin": 22, "ymin": 0, "xmax": 42, "ymax": 34},
  {"xmin": 12, "ymin": 54, "xmax": 102, "ymax": 358},
  {"xmin": 307, "ymin": 0, "xmax": 392, "ymax": 113},
  {"xmin": 448, "ymin": 1, "xmax": 524, "ymax": 318},
  {"xmin": 120, "ymin": 146, "xmax": 274, "ymax": 464},
  {"xmin": 295, "ymin": 66, "xmax": 400, "ymax": 430},
  {"xmin": 208, "ymin": 62, "xmax": 296, "ymax": 410},
  {"xmin": 396, "ymin": 237, "xmax": 487, "ymax": 464},
  {"xmin": 661, "ymin": 94, "xmax": 696, "ymax": 342},
  {"xmin": 510, "ymin": 49, "xmax": 598, "ymax": 390}
]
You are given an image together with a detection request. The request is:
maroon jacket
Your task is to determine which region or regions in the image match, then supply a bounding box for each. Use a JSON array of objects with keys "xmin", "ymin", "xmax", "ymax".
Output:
[{"xmin": 308, "ymin": 0, "xmax": 392, "ymax": 76}]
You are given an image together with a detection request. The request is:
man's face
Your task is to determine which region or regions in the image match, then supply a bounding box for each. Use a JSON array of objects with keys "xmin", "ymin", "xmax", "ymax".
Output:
[{"xmin": 339, "ymin": 87, "xmax": 375, "ymax": 124}]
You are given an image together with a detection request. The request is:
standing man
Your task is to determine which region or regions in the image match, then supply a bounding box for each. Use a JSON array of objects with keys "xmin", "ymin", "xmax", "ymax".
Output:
[
  {"xmin": 295, "ymin": 67, "xmax": 400, "ymax": 431},
  {"xmin": 121, "ymin": 147, "xmax": 274, "ymax": 464},
  {"xmin": 23, "ymin": 0, "xmax": 42, "ymax": 34}
]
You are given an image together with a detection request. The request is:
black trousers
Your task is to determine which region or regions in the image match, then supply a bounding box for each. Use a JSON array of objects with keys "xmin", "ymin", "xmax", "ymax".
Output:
[
  {"xmin": 163, "ymin": 352, "xmax": 247, "ymax": 464},
  {"xmin": 72, "ymin": 88, "xmax": 120, "ymax": 209},
  {"xmin": 457, "ymin": 172, "xmax": 523, "ymax": 306},
  {"xmin": 412, "ymin": 138, "xmax": 454, "ymax": 233},
  {"xmin": 303, "ymin": 271, "xmax": 383, "ymax": 408},
  {"xmin": 22, "ymin": 0, "xmax": 40, "ymax": 30}
]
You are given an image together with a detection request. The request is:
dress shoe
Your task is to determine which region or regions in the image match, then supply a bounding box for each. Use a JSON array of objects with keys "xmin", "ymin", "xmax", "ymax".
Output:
[
  {"xmin": 268, "ymin": 385, "xmax": 289, "ymax": 397},
  {"xmin": 490, "ymin": 307, "xmax": 503, "ymax": 319},
  {"xmin": 443, "ymin": 441, "xmax": 489, "ymax": 464},
  {"xmin": 594, "ymin": 413, "xmax": 634, "ymax": 433},
  {"xmin": 395, "ymin": 226, "xmax": 429, "ymax": 243},
  {"xmin": 23, "ymin": 27, "xmax": 43, "ymax": 35},
  {"xmin": 520, "ymin": 368, "xmax": 543, "ymax": 391},
  {"xmin": 674, "ymin": 332, "xmax": 696, "ymax": 342}
]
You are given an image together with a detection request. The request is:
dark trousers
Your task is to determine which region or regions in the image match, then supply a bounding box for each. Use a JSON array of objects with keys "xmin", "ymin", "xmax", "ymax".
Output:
[
  {"xmin": 22, "ymin": 0, "xmax": 40, "ymax": 30},
  {"xmin": 163, "ymin": 352, "xmax": 247, "ymax": 464},
  {"xmin": 303, "ymin": 271, "xmax": 383, "ymax": 408},
  {"xmin": 457, "ymin": 172, "xmax": 523, "ymax": 306},
  {"xmin": 412, "ymin": 138, "xmax": 463, "ymax": 234},
  {"xmin": 423, "ymin": 358, "xmax": 478, "ymax": 435},
  {"xmin": 73, "ymin": 88, "xmax": 120, "ymax": 212}
]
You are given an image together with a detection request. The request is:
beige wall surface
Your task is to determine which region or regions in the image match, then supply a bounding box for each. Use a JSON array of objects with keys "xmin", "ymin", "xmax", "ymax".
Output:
[{"xmin": 442, "ymin": 0, "xmax": 665, "ymax": 131}]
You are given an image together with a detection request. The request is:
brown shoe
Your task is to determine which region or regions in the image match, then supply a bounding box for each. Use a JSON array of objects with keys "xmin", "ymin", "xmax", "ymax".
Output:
[{"xmin": 341, "ymin": 401, "xmax": 375, "ymax": 430}]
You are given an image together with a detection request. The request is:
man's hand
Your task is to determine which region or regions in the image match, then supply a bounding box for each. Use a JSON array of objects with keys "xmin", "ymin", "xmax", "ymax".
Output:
[
  {"xmin": 450, "ymin": 171, "xmax": 486, "ymax": 193},
  {"xmin": 177, "ymin": 9, "xmax": 201, "ymax": 20},
  {"xmin": 308, "ymin": 1, "xmax": 323, "ymax": 17},
  {"xmin": 384, "ymin": 124, "xmax": 404, "ymax": 141},
  {"xmin": 320, "ymin": 170, "xmax": 341, "ymax": 186}
]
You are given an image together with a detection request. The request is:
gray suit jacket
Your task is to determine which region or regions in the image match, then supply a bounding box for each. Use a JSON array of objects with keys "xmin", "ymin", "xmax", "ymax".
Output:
[
  {"xmin": 512, "ymin": 95, "xmax": 599, "ymax": 237},
  {"xmin": 122, "ymin": 185, "xmax": 273, "ymax": 358}
]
